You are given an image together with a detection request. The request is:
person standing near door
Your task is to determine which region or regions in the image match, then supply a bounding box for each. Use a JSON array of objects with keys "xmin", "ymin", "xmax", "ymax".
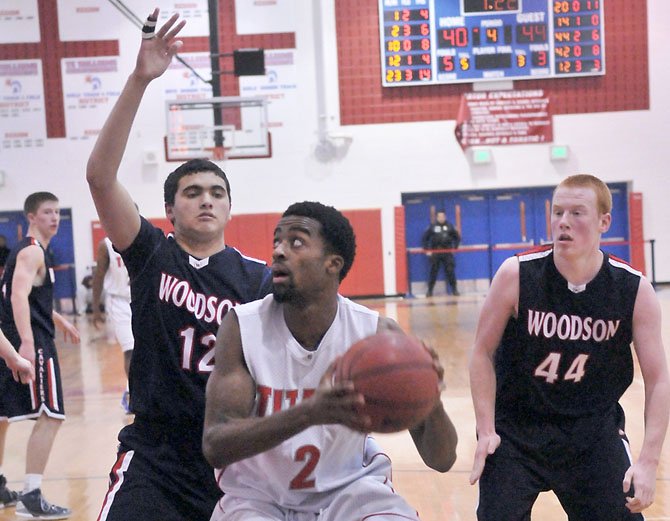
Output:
[{"xmin": 422, "ymin": 210, "xmax": 461, "ymax": 296}]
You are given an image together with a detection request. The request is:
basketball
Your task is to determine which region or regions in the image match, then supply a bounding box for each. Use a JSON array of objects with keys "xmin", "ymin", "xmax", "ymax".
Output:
[{"xmin": 335, "ymin": 331, "xmax": 440, "ymax": 433}]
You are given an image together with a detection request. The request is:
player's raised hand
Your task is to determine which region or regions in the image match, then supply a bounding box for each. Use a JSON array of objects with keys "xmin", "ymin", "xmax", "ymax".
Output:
[
  {"xmin": 134, "ymin": 8, "xmax": 186, "ymax": 82},
  {"xmin": 469, "ymin": 431, "xmax": 501, "ymax": 485}
]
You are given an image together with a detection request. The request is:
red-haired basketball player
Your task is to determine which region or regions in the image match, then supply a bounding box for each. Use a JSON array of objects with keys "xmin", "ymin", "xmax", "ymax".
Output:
[{"xmin": 470, "ymin": 174, "xmax": 670, "ymax": 520}]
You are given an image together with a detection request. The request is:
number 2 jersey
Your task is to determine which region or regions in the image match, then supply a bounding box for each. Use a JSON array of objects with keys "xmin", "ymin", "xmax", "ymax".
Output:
[
  {"xmin": 218, "ymin": 294, "xmax": 394, "ymax": 512},
  {"xmin": 121, "ymin": 217, "xmax": 272, "ymax": 428},
  {"xmin": 496, "ymin": 246, "xmax": 641, "ymax": 426}
]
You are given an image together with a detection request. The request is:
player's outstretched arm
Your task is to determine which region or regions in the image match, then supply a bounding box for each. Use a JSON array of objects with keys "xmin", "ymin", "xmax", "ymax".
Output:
[
  {"xmin": 623, "ymin": 277, "xmax": 670, "ymax": 513},
  {"xmin": 203, "ymin": 311, "xmax": 371, "ymax": 468},
  {"xmin": 86, "ymin": 8, "xmax": 185, "ymax": 251},
  {"xmin": 468, "ymin": 256, "xmax": 519, "ymax": 484}
]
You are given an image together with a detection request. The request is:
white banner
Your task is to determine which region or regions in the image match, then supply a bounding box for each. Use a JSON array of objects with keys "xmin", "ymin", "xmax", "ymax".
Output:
[
  {"xmin": 57, "ymin": 0, "xmax": 124, "ymax": 41},
  {"xmin": 0, "ymin": 60, "xmax": 46, "ymax": 150},
  {"xmin": 0, "ymin": 0, "xmax": 40, "ymax": 43},
  {"xmin": 163, "ymin": 52, "xmax": 213, "ymax": 102},
  {"xmin": 62, "ymin": 57, "xmax": 124, "ymax": 141},
  {"xmin": 235, "ymin": 0, "xmax": 296, "ymax": 35},
  {"xmin": 239, "ymin": 49, "xmax": 297, "ymax": 129},
  {"xmin": 58, "ymin": 0, "xmax": 209, "ymax": 41}
]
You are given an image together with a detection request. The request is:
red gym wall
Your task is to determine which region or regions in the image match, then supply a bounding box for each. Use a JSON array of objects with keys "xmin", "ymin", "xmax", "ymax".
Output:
[
  {"xmin": 335, "ymin": 0, "xmax": 648, "ymax": 125},
  {"xmin": 91, "ymin": 209, "xmax": 386, "ymax": 297}
]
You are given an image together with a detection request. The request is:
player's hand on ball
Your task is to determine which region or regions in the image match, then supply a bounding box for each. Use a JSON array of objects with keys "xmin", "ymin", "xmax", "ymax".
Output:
[
  {"xmin": 421, "ymin": 340, "xmax": 446, "ymax": 393},
  {"xmin": 310, "ymin": 360, "xmax": 371, "ymax": 432}
]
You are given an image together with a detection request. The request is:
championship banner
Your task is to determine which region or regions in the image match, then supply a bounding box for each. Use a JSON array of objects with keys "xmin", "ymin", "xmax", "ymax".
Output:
[
  {"xmin": 57, "ymin": 0, "xmax": 123, "ymax": 41},
  {"xmin": 454, "ymin": 89, "xmax": 552, "ymax": 149},
  {"xmin": 164, "ymin": 52, "xmax": 213, "ymax": 102},
  {"xmin": 62, "ymin": 57, "xmax": 123, "ymax": 141},
  {"xmin": 235, "ymin": 0, "xmax": 296, "ymax": 34},
  {"xmin": 0, "ymin": 60, "xmax": 46, "ymax": 150},
  {"xmin": 0, "ymin": 0, "xmax": 40, "ymax": 43},
  {"xmin": 153, "ymin": 0, "xmax": 209, "ymax": 37},
  {"xmin": 239, "ymin": 49, "xmax": 298, "ymax": 130}
]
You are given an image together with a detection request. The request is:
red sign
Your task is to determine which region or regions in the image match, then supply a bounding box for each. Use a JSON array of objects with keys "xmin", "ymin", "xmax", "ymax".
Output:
[{"xmin": 455, "ymin": 89, "xmax": 552, "ymax": 149}]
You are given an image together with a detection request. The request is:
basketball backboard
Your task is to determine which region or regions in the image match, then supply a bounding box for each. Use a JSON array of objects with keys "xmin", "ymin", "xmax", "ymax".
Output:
[{"xmin": 165, "ymin": 96, "xmax": 271, "ymax": 161}]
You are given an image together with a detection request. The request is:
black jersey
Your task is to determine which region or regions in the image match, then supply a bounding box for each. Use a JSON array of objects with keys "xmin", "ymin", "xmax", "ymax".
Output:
[
  {"xmin": 0, "ymin": 236, "xmax": 55, "ymax": 342},
  {"xmin": 121, "ymin": 218, "xmax": 272, "ymax": 426},
  {"xmin": 495, "ymin": 246, "xmax": 640, "ymax": 422}
]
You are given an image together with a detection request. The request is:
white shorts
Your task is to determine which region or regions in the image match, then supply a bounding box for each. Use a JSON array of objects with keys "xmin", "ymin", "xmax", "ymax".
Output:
[
  {"xmin": 105, "ymin": 295, "xmax": 134, "ymax": 353},
  {"xmin": 210, "ymin": 474, "xmax": 420, "ymax": 521}
]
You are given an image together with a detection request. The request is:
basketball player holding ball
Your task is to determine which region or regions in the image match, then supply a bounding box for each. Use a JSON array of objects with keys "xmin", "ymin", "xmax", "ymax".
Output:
[{"xmin": 204, "ymin": 201, "xmax": 458, "ymax": 521}]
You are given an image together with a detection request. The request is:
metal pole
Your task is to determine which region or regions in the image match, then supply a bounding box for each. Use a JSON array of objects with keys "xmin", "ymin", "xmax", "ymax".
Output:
[
  {"xmin": 208, "ymin": 0, "xmax": 224, "ymax": 149},
  {"xmin": 650, "ymin": 239, "xmax": 657, "ymax": 288}
]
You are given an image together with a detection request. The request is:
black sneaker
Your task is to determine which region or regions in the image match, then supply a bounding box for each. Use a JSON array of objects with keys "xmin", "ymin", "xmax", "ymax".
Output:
[
  {"xmin": 15, "ymin": 488, "xmax": 71, "ymax": 519},
  {"xmin": 0, "ymin": 475, "xmax": 18, "ymax": 508}
]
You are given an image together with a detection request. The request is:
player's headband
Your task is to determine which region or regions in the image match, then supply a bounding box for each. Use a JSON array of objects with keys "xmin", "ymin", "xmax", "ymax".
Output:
[{"xmin": 142, "ymin": 14, "xmax": 158, "ymax": 40}]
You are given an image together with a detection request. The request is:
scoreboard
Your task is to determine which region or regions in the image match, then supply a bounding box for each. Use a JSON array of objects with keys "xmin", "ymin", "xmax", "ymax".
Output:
[{"xmin": 380, "ymin": 0, "xmax": 605, "ymax": 86}]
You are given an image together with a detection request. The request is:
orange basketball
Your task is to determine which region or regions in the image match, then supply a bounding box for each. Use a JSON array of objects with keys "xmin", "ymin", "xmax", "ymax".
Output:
[{"xmin": 335, "ymin": 331, "xmax": 440, "ymax": 433}]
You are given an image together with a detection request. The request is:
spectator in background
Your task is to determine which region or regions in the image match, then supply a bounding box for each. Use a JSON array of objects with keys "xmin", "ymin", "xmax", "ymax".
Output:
[
  {"xmin": 422, "ymin": 210, "xmax": 461, "ymax": 297},
  {"xmin": 92, "ymin": 236, "xmax": 134, "ymax": 414},
  {"xmin": 0, "ymin": 235, "xmax": 10, "ymax": 278}
]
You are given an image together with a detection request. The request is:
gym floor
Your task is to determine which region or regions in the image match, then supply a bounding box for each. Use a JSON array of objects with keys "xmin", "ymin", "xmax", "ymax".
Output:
[{"xmin": 1, "ymin": 288, "xmax": 669, "ymax": 520}]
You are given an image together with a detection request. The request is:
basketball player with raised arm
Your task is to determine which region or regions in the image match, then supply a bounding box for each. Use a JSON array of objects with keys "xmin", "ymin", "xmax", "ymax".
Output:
[
  {"xmin": 469, "ymin": 174, "xmax": 670, "ymax": 520},
  {"xmin": 203, "ymin": 201, "xmax": 458, "ymax": 521},
  {"xmin": 87, "ymin": 10, "xmax": 271, "ymax": 521}
]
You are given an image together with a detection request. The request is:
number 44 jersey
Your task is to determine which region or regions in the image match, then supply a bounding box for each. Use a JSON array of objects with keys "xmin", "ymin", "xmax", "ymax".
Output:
[
  {"xmin": 218, "ymin": 294, "xmax": 392, "ymax": 512},
  {"xmin": 495, "ymin": 245, "xmax": 641, "ymax": 423}
]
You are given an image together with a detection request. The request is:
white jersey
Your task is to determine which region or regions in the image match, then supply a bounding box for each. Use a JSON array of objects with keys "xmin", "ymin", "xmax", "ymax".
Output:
[
  {"xmin": 103, "ymin": 237, "xmax": 130, "ymax": 300},
  {"xmin": 218, "ymin": 294, "xmax": 389, "ymax": 512}
]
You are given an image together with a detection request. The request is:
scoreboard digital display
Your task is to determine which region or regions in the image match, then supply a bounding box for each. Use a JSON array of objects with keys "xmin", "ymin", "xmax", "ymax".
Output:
[{"xmin": 379, "ymin": 0, "xmax": 605, "ymax": 86}]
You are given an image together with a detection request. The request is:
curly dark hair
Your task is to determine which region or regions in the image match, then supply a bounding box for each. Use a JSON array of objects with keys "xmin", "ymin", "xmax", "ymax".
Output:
[
  {"xmin": 163, "ymin": 159, "xmax": 231, "ymax": 205},
  {"xmin": 282, "ymin": 201, "xmax": 356, "ymax": 281}
]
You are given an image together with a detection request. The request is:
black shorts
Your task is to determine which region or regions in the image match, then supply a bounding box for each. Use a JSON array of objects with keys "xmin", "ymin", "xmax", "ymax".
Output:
[
  {"xmin": 0, "ymin": 331, "xmax": 64, "ymax": 421},
  {"xmin": 97, "ymin": 418, "xmax": 221, "ymax": 521},
  {"xmin": 477, "ymin": 408, "xmax": 643, "ymax": 521}
]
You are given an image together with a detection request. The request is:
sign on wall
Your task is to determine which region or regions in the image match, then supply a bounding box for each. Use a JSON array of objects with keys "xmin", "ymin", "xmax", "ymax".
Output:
[
  {"xmin": 0, "ymin": 60, "xmax": 46, "ymax": 150},
  {"xmin": 235, "ymin": 0, "xmax": 296, "ymax": 34},
  {"xmin": 454, "ymin": 89, "xmax": 552, "ymax": 148},
  {"xmin": 0, "ymin": 0, "xmax": 40, "ymax": 44},
  {"xmin": 62, "ymin": 57, "xmax": 124, "ymax": 141},
  {"xmin": 239, "ymin": 49, "xmax": 298, "ymax": 129}
]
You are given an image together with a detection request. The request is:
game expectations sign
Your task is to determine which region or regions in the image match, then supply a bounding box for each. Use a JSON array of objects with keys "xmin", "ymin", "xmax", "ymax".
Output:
[{"xmin": 454, "ymin": 89, "xmax": 552, "ymax": 149}]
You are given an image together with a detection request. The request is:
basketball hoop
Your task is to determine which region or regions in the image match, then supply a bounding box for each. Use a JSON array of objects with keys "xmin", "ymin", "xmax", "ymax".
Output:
[{"xmin": 164, "ymin": 97, "xmax": 271, "ymax": 162}]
